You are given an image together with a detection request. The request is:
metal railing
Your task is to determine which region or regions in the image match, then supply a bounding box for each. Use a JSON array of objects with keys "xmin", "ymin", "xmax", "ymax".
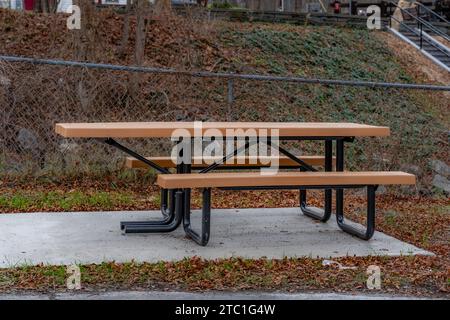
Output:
[
  {"xmin": 389, "ymin": 1, "xmax": 450, "ymax": 57},
  {"xmin": 414, "ymin": 1, "xmax": 450, "ymax": 24}
]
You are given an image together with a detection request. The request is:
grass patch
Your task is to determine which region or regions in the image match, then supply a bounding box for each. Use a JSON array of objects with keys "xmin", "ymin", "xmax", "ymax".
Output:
[
  {"xmin": 217, "ymin": 24, "xmax": 447, "ymax": 189},
  {"xmin": 0, "ymin": 190, "xmax": 135, "ymax": 212}
]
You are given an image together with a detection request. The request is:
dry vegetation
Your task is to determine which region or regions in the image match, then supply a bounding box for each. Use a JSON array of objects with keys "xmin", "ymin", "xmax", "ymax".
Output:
[
  {"xmin": 1, "ymin": 7, "xmax": 448, "ymax": 191},
  {"xmin": 377, "ymin": 32, "xmax": 450, "ymax": 87},
  {"xmin": 0, "ymin": 6, "xmax": 448, "ymax": 296}
]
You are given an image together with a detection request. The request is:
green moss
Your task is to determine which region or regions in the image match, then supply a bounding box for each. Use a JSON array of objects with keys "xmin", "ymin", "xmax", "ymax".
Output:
[{"xmin": 217, "ymin": 25, "xmax": 444, "ymax": 176}]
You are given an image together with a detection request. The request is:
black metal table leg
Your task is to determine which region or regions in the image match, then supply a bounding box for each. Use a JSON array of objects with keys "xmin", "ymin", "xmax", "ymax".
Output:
[
  {"xmin": 120, "ymin": 189, "xmax": 176, "ymax": 230},
  {"xmin": 336, "ymin": 138, "xmax": 344, "ymax": 225},
  {"xmin": 121, "ymin": 139, "xmax": 185, "ymax": 233},
  {"xmin": 334, "ymin": 138, "xmax": 376, "ymax": 240},
  {"xmin": 336, "ymin": 185, "xmax": 377, "ymax": 240},
  {"xmin": 160, "ymin": 188, "xmax": 172, "ymax": 219},
  {"xmin": 183, "ymin": 188, "xmax": 211, "ymax": 246},
  {"xmin": 300, "ymin": 139, "xmax": 333, "ymax": 222},
  {"xmin": 123, "ymin": 190, "xmax": 184, "ymax": 233}
]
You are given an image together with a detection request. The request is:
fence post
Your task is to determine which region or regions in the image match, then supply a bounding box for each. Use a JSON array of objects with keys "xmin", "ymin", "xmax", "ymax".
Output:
[
  {"xmin": 227, "ymin": 78, "xmax": 234, "ymax": 121},
  {"xmin": 419, "ymin": 23, "xmax": 423, "ymax": 50}
]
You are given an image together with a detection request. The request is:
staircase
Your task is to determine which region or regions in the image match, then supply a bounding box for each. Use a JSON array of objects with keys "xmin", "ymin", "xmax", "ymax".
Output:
[
  {"xmin": 400, "ymin": 23, "xmax": 450, "ymax": 67},
  {"xmin": 388, "ymin": 2, "xmax": 450, "ymax": 72}
]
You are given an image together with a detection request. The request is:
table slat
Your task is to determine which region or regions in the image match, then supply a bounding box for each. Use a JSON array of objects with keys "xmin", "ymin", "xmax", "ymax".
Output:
[{"xmin": 55, "ymin": 122, "xmax": 390, "ymax": 138}]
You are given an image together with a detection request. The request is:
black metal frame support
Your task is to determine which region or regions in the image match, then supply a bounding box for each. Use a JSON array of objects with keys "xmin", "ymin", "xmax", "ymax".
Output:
[
  {"xmin": 186, "ymin": 183, "xmax": 378, "ymax": 245},
  {"xmin": 123, "ymin": 190, "xmax": 184, "ymax": 234},
  {"xmin": 104, "ymin": 138, "xmax": 170, "ymax": 174},
  {"xmin": 270, "ymin": 141, "xmax": 318, "ymax": 172},
  {"xmin": 182, "ymin": 188, "xmax": 211, "ymax": 246},
  {"xmin": 332, "ymin": 138, "xmax": 377, "ymax": 240},
  {"xmin": 300, "ymin": 139, "xmax": 333, "ymax": 222},
  {"xmin": 160, "ymin": 189, "xmax": 175, "ymax": 218},
  {"xmin": 119, "ymin": 188, "xmax": 177, "ymax": 230},
  {"xmin": 115, "ymin": 138, "xmax": 182, "ymax": 233},
  {"xmin": 336, "ymin": 138, "xmax": 345, "ymax": 224},
  {"xmin": 336, "ymin": 185, "xmax": 378, "ymax": 240},
  {"xmin": 106, "ymin": 133, "xmax": 381, "ymax": 243},
  {"xmin": 199, "ymin": 138, "xmax": 256, "ymax": 174}
]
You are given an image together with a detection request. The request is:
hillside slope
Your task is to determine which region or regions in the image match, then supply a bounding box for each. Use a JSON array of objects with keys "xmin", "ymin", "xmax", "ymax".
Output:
[{"xmin": 0, "ymin": 9, "xmax": 448, "ymax": 192}]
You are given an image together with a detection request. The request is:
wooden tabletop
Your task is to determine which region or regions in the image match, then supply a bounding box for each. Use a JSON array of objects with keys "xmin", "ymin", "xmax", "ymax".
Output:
[{"xmin": 55, "ymin": 122, "xmax": 390, "ymax": 138}]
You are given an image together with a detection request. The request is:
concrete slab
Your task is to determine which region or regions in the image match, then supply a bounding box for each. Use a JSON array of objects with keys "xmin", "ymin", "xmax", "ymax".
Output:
[{"xmin": 0, "ymin": 208, "xmax": 432, "ymax": 268}]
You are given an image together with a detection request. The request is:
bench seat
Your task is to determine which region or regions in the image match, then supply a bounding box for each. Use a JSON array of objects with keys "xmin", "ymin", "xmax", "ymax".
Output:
[
  {"xmin": 146, "ymin": 171, "xmax": 416, "ymax": 245},
  {"xmin": 125, "ymin": 156, "xmax": 335, "ymax": 169},
  {"xmin": 157, "ymin": 171, "xmax": 416, "ymax": 189}
]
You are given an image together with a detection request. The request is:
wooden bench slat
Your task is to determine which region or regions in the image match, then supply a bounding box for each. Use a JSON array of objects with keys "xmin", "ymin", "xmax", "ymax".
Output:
[
  {"xmin": 125, "ymin": 156, "xmax": 336, "ymax": 169},
  {"xmin": 156, "ymin": 172, "xmax": 416, "ymax": 189},
  {"xmin": 55, "ymin": 122, "xmax": 390, "ymax": 138}
]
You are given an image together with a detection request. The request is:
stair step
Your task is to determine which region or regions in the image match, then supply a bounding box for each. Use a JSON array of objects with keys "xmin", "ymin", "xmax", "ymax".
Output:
[
  {"xmin": 395, "ymin": 21, "xmax": 450, "ymax": 68},
  {"xmin": 402, "ymin": 32, "xmax": 418, "ymax": 37},
  {"xmin": 427, "ymin": 50, "xmax": 450, "ymax": 56},
  {"xmin": 425, "ymin": 48, "xmax": 449, "ymax": 53},
  {"xmin": 430, "ymin": 57, "xmax": 450, "ymax": 62},
  {"xmin": 404, "ymin": 35, "xmax": 420, "ymax": 39},
  {"xmin": 426, "ymin": 46, "xmax": 450, "ymax": 52},
  {"xmin": 429, "ymin": 54, "xmax": 450, "ymax": 59},
  {"xmin": 432, "ymin": 58, "xmax": 450, "ymax": 63},
  {"xmin": 423, "ymin": 44, "xmax": 449, "ymax": 50},
  {"xmin": 432, "ymin": 59, "xmax": 450, "ymax": 65}
]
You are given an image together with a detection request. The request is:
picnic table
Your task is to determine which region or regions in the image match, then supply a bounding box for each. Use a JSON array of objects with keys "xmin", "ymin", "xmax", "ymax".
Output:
[{"xmin": 55, "ymin": 122, "xmax": 414, "ymax": 246}]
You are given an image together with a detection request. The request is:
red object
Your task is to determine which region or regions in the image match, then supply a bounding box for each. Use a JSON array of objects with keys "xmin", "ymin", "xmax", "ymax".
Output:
[
  {"xmin": 334, "ymin": 1, "xmax": 341, "ymax": 14},
  {"xmin": 24, "ymin": 0, "xmax": 34, "ymax": 10}
]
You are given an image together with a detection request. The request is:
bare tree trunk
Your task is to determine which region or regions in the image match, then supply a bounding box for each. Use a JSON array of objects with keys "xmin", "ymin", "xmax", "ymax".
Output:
[
  {"xmin": 119, "ymin": 0, "xmax": 133, "ymax": 59},
  {"xmin": 130, "ymin": 0, "xmax": 150, "ymax": 97},
  {"xmin": 134, "ymin": 0, "xmax": 149, "ymax": 66},
  {"xmin": 71, "ymin": 0, "xmax": 102, "ymax": 61},
  {"xmin": 41, "ymin": 0, "xmax": 48, "ymax": 13}
]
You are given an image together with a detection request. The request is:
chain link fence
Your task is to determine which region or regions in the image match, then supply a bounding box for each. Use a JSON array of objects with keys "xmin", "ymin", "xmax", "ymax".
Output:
[
  {"xmin": 0, "ymin": 60, "xmax": 227, "ymax": 177},
  {"xmin": 0, "ymin": 57, "xmax": 448, "ymax": 188}
]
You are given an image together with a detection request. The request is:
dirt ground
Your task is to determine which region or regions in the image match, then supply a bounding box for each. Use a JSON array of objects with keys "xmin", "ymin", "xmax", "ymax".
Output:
[{"xmin": 377, "ymin": 32, "xmax": 450, "ymax": 89}]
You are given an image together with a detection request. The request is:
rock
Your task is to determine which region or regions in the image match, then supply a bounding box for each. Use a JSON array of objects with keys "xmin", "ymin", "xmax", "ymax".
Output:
[
  {"xmin": 59, "ymin": 141, "xmax": 82, "ymax": 171},
  {"xmin": 430, "ymin": 160, "xmax": 450, "ymax": 178},
  {"xmin": 432, "ymin": 174, "xmax": 450, "ymax": 193},
  {"xmin": 15, "ymin": 128, "xmax": 45, "ymax": 169},
  {"xmin": 175, "ymin": 111, "xmax": 187, "ymax": 121},
  {"xmin": 355, "ymin": 185, "xmax": 387, "ymax": 196},
  {"xmin": 399, "ymin": 164, "xmax": 422, "ymax": 177},
  {"xmin": 17, "ymin": 128, "xmax": 40, "ymax": 152},
  {"xmin": 0, "ymin": 75, "xmax": 10, "ymax": 86},
  {"xmin": 59, "ymin": 141, "xmax": 81, "ymax": 153},
  {"xmin": 399, "ymin": 184, "xmax": 417, "ymax": 195},
  {"xmin": 376, "ymin": 185, "xmax": 387, "ymax": 194}
]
